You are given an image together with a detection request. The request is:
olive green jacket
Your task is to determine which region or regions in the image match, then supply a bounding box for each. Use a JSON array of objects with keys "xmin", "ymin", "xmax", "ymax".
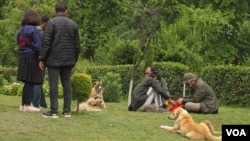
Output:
[
  {"xmin": 128, "ymin": 77, "xmax": 171, "ymax": 111},
  {"xmin": 182, "ymin": 78, "xmax": 218, "ymax": 114}
]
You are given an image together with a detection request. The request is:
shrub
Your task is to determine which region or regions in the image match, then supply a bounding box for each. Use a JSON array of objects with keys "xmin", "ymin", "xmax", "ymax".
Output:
[
  {"xmin": 71, "ymin": 73, "xmax": 92, "ymax": 112},
  {"xmin": 99, "ymin": 72, "xmax": 122, "ymax": 103},
  {"xmin": 3, "ymin": 82, "xmax": 21, "ymax": 96},
  {"xmin": 0, "ymin": 74, "xmax": 3, "ymax": 85}
]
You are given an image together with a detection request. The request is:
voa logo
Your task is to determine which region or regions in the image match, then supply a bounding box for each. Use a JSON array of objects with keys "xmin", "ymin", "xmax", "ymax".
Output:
[{"xmin": 226, "ymin": 129, "xmax": 246, "ymax": 136}]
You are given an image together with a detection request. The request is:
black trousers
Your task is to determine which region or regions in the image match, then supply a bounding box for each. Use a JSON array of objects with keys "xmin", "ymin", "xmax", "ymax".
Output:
[
  {"xmin": 47, "ymin": 66, "xmax": 72, "ymax": 113},
  {"xmin": 22, "ymin": 82, "xmax": 34, "ymax": 106}
]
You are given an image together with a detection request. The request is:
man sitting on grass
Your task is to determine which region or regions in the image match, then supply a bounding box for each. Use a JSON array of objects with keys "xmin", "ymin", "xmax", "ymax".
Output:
[
  {"xmin": 175, "ymin": 73, "xmax": 219, "ymax": 114},
  {"xmin": 128, "ymin": 71, "xmax": 173, "ymax": 112}
]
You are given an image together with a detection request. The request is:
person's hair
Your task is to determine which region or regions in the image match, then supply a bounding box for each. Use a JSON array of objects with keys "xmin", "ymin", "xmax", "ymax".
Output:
[
  {"xmin": 146, "ymin": 66, "xmax": 157, "ymax": 72},
  {"xmin": 41, "ymin": 15, "xmax": 49, "ymax": 23},
  {"xmin": 149, "ymin": 71, "xmax": 161, "ymax": 82},
  {"xmin": 55, "ymin": 2, "xmax": 67, "ymax": 13},
  {"xmin": 21, "ymin": 10, "xmax": 41, "ymax": 26}
]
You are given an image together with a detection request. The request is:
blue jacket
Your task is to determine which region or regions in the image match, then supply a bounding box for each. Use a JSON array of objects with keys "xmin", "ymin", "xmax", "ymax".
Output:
[{"xmin": 17, "ymin": 25, "xmax": 41, "ymax": 58}]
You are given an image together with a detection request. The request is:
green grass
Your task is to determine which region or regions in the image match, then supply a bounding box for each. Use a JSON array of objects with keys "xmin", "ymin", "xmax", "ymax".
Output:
[{"xmin": 0, "ymin": 94, "xmax": 249, "ymax": 141}]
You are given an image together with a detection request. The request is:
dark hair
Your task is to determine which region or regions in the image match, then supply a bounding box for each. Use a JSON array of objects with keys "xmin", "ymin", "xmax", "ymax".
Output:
[
  {"xmin": 41, "ymin": 15, "xmax": 49, "ymax": 23},
  {"xmin": 146, "ymin": 66, "xmax": 157, "ymax": 72},
  {"xmin": 149, "ymin": 71, "xmax": 161, "ymax": 82},
  {"xmin": 55, "ymin": 2, "xmax": 67, "ymax": 13},
  {"xmin": 21, "ymin": 10, "xmax": 41, "ymax": 26}
]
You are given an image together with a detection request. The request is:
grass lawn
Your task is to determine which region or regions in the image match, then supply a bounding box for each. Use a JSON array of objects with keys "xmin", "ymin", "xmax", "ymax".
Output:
[{"xmin": 0, "ymin": 94, "xmax": 249, "ymax": 141}]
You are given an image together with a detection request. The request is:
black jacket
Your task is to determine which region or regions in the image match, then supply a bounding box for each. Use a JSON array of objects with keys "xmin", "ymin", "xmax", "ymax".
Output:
[{"xmin": 39, "ymin": 13, "xmax": 80, "ymax": 67}]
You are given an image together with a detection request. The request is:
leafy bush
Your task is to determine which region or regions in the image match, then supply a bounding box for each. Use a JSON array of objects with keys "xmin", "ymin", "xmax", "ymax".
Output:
[
  {"xmin": 71, "ymin": 73, "xmax": 92, "ymax": 103},
  {"xmin": 3, "ymin": 82, "xmax": 21, "ymax": 96},
  {"xmin": 0, "ymin": 74, "xmax": 3, "ymax": 85},
  {"xmin": 99, "ymin": 72, "xmax": 122, "ymax": 103},
  {"xmin": 0, "ymin": 67, "xmax": 17, "ymax": 82}
]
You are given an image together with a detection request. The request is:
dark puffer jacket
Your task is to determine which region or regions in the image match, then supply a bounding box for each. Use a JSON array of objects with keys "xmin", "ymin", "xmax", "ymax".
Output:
[{"xmin": 39, "ymin": 13, "xmax": 80, "ymax": 67}]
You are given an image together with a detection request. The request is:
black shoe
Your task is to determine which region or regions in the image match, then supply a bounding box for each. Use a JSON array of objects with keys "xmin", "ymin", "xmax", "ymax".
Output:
[
  {"xmin": 42, "ymin": 111, "xmax": 59, "ymax": 119},
  {"xmin": 212, "ymin": 109, "xmax": 218, "ymax": 114}
]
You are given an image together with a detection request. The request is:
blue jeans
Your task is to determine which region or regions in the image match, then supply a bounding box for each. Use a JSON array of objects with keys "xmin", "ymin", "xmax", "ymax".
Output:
[
  {"xmin": 48, "ymin": 66, "xmax": 72, "ymax": 113},
  {"xmin": 32, "ymin": 85, "xmax": 47, "ymax": 108}
]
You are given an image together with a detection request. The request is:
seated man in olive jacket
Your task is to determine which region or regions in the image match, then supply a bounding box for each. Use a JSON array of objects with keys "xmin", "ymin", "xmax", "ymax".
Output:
[
  {"xmin": 128, "ymin": 71, "xmax": 173, "ymax": 112},
  {"xmin": 175, "ymin": 73, "xmax": 218, "ymax": 114}
]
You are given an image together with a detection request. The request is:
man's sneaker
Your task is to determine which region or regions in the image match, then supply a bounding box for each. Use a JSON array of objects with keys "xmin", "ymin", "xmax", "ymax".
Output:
[
  {"xmin": 62, "ymin": 112, "xmax": 71, "ymax": 118},
  {"xmin": 42, "ymin": 111, "xmax": 59, "ymax": 119}
]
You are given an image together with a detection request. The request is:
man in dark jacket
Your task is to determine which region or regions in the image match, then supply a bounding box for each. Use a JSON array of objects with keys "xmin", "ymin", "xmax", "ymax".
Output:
[
  {"xmin": 176, "ymin": 73, "xmax": 218, "ymax": 114},
  {"xmin": 128, "ymin": 71, "xmax": 173, "ymax": 112},
  {"xmin": 144, "ymin": 66, "xmax": 171, "ymax": 108},
  {"xmin": 39, "ymin": 2, "xmax": 80, "ymax": 118}
]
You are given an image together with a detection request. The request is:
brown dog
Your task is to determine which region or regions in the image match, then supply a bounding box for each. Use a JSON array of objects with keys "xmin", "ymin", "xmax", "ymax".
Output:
[
  {"xmin": 160, "ymin": 107, "xmax": 221, "ymax": 141},
  {"xmin": 89, "ymin": 81, "xmax": 106, "ymax": 108},
  {"xmin": 76, "ymin": 97, "xmax": 103, "ymax": 111}
]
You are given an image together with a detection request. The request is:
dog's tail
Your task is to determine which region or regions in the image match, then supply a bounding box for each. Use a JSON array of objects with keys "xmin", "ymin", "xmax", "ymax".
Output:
[
  {"xmin": 207, "ymin": 135, "xmax": 222, "ymax": 141},
  {"xmin": 201, "ymin": 120, "xmax": 222, "ymax": 141},
  {"xmin": 202, "ymin": 120, "xmax": 221, "ymax": 134}
]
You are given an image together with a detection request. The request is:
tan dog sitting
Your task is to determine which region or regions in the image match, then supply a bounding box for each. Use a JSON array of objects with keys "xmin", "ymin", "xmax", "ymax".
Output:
[
  {"xmin": 77, "ymin": 97, "xmax": 103, "ymax": 111},
  {"xmin": 89, "ymin": 81, "xmax": 106, "ymax": 108}
]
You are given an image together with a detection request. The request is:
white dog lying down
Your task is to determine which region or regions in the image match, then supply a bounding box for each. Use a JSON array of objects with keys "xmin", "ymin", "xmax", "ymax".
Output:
[
  {"xmin": 160, "ymin": 107, "xmax": 221, "ymax": 141},
  {"xmin": 76, "ymin": 97, "xmax": 104, "ymax": 111}
]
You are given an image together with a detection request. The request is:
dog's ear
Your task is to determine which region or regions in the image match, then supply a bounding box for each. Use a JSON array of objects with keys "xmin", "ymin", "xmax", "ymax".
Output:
[
  {"xmin": 93, "ymin": 82, "xmax": 97, "ymax": 86},
  {"xmin": 175, "ymin": 107, "xmax": 182, "ymax": 117}
]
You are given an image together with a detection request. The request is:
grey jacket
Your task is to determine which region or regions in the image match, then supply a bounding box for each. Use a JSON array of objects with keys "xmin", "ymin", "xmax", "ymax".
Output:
[
  {"xmin": 128, "ymin": 77, "xmax": 171, "ymax": 111},
  {"xmin": 39, "ymin": 13, "xmax": 80, "ymax": 67},
  {"xmin": 182, "ymin": 78, "xmax": 218, "ymax": 114}
]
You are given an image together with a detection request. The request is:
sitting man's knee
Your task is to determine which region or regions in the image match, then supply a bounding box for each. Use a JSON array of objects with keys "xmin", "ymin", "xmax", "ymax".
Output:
[{"xmin": 184, "ymin": 102, "xmax": 200, "ymax": 112}]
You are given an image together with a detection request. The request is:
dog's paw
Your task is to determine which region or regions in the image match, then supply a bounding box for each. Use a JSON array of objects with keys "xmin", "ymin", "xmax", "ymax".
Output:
[
  {"xmin": 160, "ymin": 125, "xmax": 168, "ymax": 128},
  {"xmin": 160, "ymin": 125, "xmax": 173, "ymax": 130}
]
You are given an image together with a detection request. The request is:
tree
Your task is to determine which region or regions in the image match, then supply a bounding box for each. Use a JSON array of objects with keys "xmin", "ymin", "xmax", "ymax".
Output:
[
  {"xmin": 70, "ymin": 0, "xmax": 126, "ymax": 61},
  {"xmin": 126, "ymin": 0, "xmax": 164, "ymax": 105},
  {"xmin": 0, "ymin": 0, "xmax": 54, "ymax": 66},
  {"xmin": 153, "ymin": 4, "xmax": 232, "ymax": 70}
]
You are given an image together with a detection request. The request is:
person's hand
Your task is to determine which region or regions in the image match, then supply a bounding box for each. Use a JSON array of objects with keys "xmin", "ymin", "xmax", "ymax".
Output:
[
  {"xmin": 39, "ymin": 61, "xmax": 45, "ymax": 70},
  {"xmin": 168, "ymin": 99, "xmax": 176, "ymax": 105},
  {"xmin": 175, "ymin": 98, "xmax": 183, "ymax": 105}
]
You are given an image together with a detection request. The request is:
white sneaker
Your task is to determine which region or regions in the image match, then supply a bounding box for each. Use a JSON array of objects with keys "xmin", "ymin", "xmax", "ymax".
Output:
[
  {"xmin": 23, "ymin": 106, "xmax": 41, "ymax": 112},
  {"xmin": 19, "ymin": 105, "xmax": 24, "ymax": 111}
]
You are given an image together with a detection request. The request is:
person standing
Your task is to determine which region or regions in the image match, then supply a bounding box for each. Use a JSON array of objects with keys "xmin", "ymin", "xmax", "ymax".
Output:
[
  {"xmin": 39, "ymin": 2, "xmax": 80, "ymax": 118},
  {"xmin": 17, "ymin": 10, "xmax": 42, "ymax": 112},
  {"xmin": 175, "ymin": 73, "xmax": 219, "ymax": 114},
  {"xmin": 32, "ymin": 15, "xmax": 49, "ymax": 108}
]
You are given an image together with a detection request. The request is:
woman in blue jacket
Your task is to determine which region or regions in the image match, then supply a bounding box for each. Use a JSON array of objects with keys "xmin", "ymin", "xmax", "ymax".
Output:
[{"xmin": 17, "ymin": 10, "xmax": 43, "ymax": 112}]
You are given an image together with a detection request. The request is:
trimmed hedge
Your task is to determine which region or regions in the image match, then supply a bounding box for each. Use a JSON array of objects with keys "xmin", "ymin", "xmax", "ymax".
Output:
[
  {"xmin": 1, "ymin": 63, "xmax": 250, "ymax": 107},
  {"xmin": 202, "ymin": 65, "xmax": 250, "ymax": 107}
]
